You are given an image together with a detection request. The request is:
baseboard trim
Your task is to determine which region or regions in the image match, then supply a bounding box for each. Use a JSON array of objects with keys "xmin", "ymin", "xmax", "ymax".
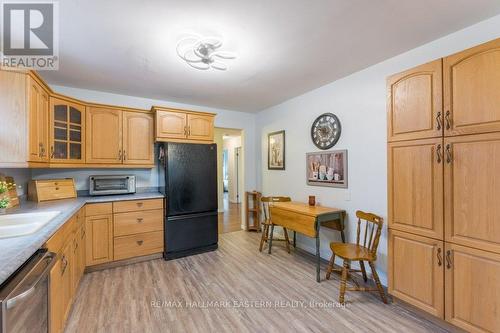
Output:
[{"xmin": 85, "ymin": 252, "xmax": 163, "ymax": 273}]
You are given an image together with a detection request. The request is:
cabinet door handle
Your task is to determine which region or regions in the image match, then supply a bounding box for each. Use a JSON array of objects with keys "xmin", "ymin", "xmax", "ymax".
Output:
[
  {"xmin": 118, "ymin": 150, "xmax": 122, "ymax": 161},
  {"xmin": 436, "ymin": 144, "xmax": 442, "ymax": 164},
  {"xmin": 123, "ymin": 150, "xmax": 126, "ymax": 161},
  {"xmin": 445, "ymin": 110, "xmax": 452, "ymax": 130},
  {"xmin": 38, "ymin": 143, "xmax": 43, "ymax": 157},
  {"xmin": 41, "ymin": 144, "xmax": 46, "ymax": 157},
  {"xmin": 188, "ymin": 126, "xmax": 191, "ymax": 136},
  {"xmin": 136, "ymin": 240, "xmax": 144, "ymax": 246},
  {"xmin": 445, "ymin": 144, "xmax": 452, "ymax": 164},
  {"xmin": 436, "ymin": 248, "xmax": 442, "ymax": 266},
  {"xmin": 445, "ymin": 250, "xmax": 452, "ymax": 269},
  {"xmin": 137, "ymin": 202, "xmax": 143, "ymax": 207},
  {"xmin": 50, "ymin": 146, "xmax": 54, "ymax": 158},
  {"xmin": 137, "ymin": 218, "xmax": 144, "ymax": 223},
  {"xmin": 436, "ymin": 111, "xmax": 442, "ymax": 131},
  {"xmin": 61, "ymin": 256, "xmax": 68, "ymax": 275}
]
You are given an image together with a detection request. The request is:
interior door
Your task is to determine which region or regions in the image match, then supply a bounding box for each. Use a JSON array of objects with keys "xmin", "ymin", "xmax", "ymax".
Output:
[
  {"xmin": 444, "ymin": 132, "xmax": 500, "ymax": 254},
  {"xmin": 122, "ymin": 111, "xmax": 154, "ymax": 165},
  {"xmin": 156, "ymin": 110, "xmax": 187, "ymax": 140},
  {"xmin": 388, "ymin": 138, "xmax": 444, "ymax": 239},
  {"xmin": 387, "ymin": 59, "xmax": 443, "ymax": 142},
  {"xmin": 86, "ymin": 107, "xmax": 122, "ymax": 164},
  {"xmin": 443, "ymin": 38, "xmax": 500, "ymax": 136},
  {"xmin": 445, "ymin": 243, "xmax": 500, "ymax": 332},
  {"xmin": 388, "ymin": 230, "xmax": 444, "ymax": 318}
]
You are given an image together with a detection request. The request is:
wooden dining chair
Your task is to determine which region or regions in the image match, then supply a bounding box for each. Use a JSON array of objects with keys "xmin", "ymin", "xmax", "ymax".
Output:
[
  {"xmin": 259, "ymin": 196, "xmax": 292, "ymax": 253},
  {"xmin": 325, "ymin": 210, "xmax": 387, "ymax": 304}
]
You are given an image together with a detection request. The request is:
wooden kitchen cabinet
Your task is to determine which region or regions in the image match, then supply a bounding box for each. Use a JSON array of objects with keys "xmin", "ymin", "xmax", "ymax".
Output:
[
  {"xmin": 187, "ymin": 113, "xmax": 214, "ymax": 141},
  {"xmin": 86, "ymin": 107, "xmax": 122, "ymax": 164},
  {"xmin": 154, "ymin": 107, "xmax": 215, "ymax": 143},
  {"xmin": 387, "ymin": 59, "xmax": 443, "ymax": 142},
  {"xmin": 444, "ymin": 132, "xmax": 500, "ymax": 254},
  {"xmin": 27, "ymin": 76, "xmax": 49, "ymax": 163},
  {"xmin": 388, "ymin": 230, "xmax": 444, "ymax": 318},
  {"xmin": 388, "ymin": 138, "xmax": 444, "ymax": 240},
  {"xmin": 49, "ymin": 97, "xmax": 86, "ymax": 163},
  {"xmin": 122, "ymin": 111, "xmax": 154, "ymax": 165},
  {"xmin": 443, "ymin": 38, "xmax": 500, "ymax": 136},
  {"xmin": 445, "ymin": 243, "xmax": 500, "ymax": 333},
  {"xmin": 85, "ymin": 213, "xmax": 114, "ymax": 266},
  {"xmin": 156, "ymin": 110, "xmax": 187, "ymax": 140}
]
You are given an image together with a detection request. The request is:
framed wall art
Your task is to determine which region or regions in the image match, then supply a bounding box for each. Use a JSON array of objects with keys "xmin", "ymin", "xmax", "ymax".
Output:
[
  {"xmin": 268, "ymin": 130, "xmax": 285, "ymax": 170},
  {"xmin": 306, "ymin": 150, "xmax": 347, "ymax": 188}
]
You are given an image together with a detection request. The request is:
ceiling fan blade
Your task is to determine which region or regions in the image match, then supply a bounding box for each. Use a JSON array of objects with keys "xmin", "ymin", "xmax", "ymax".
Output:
[
  {"xmin": 212, "ymin": 51, "xmax": 236, "ymax": 59},
  {"xmin": 211, "ymin": 61, "xmax": 227, "ymax": 70}
]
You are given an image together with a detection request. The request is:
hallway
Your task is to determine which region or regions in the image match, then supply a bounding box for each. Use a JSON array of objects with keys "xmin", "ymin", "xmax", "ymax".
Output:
[{"xmin": 218, "ymin": 193, "xmax": 242, "ymax": 233}]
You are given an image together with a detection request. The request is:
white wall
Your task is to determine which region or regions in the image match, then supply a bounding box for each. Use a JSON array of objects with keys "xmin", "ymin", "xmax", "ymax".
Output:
[
  {"xmin": 256, "ymin": 14, "xmax": 500, "ymax": 285},
  {"xmin": 34, "ymin": 86, "xmax": 257, "ymax": 201}
]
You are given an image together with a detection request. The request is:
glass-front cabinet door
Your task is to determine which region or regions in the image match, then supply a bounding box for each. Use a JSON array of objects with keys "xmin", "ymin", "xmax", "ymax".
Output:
[{"xmin": 49, "ymin": 97, "xmax": 86, "ymax": 163}]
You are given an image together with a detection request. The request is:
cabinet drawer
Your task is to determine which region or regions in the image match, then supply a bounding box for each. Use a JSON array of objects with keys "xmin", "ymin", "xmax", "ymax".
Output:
[
  {"xmin": 114, "ymin": 231, "xmax": 163, "ymax": 260},
  {"xmin": 113, "ymin": 198, "xmax": 163, "ymax": 213},
  {"xmin": 114, "ymin": 209, "xmax": 163, "ymax": 236},
  {"xmin": 36, "ymin": 179, "xmax": 74, "ymax": 188},
  {"xmin": 85, "ymin": 203, "xmax": 112, "ymax": 216}
]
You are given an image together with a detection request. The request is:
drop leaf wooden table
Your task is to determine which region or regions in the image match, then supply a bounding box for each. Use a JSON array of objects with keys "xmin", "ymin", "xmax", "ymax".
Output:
[{"xmin": 269, "ymin": 201, "xmax": 346, "ymax": 282}]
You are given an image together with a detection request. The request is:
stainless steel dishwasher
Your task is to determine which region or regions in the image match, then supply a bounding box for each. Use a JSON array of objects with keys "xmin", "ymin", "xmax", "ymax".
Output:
[{"xmin": 0, "ymin": 250, "xmax": 56, "ymax": 333}]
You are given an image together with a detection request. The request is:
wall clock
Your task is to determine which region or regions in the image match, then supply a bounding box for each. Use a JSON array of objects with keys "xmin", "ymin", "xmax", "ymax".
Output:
[{"xmin": 311, "ymin": 113, "xmax": 341, "ymax": 150}]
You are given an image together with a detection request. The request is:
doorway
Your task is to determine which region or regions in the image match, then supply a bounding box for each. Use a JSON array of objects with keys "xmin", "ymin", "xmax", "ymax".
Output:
[{"xmin": 215, "ymin": 128, "xmax": 243, "ymax": 233}]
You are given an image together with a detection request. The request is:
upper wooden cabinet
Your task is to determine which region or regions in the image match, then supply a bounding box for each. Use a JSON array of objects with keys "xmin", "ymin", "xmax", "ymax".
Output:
[
  {"xmin": 444, "ymin": 132, "xmax": 500, "ymax": 254},
  {"xmin": 86, "ymin": 107, "xmax": 154, "ymax": 166},
  {"xmin": 154, "ymin": 107, "xmax": 215, "ymax": 143},
  {"xmin": 388, "ymin": 138, "xmax": 444, "ymax": 240},
  {"xmin": 444, "ymin": 38, "xmax": 500, "ymax": 136},
  {"xmin": 86, "ymin": 107, "xmax": 122, "ymax": 164},
  {"xmin": 27, "ymin": 76, "xmax": 49, "ymax": 163},
  {"xmin": 156, "ymin": 110, "xmax": 187, "ymax": 140},
  {"xmin": 187, "ymin": 113, "xmax": 214, "ymax": 141},
  {"xmin": 0, "ymin": 68, "xmax": 29, "ymax": 167},
  {"xmin": 49, "ymin": 97, "xmax": 86, "ymax": 163},
  {"xmin": 123, "ymin": 111, "xmax": 154, "ymax": 165},
  {"xmin": 388, "ymin": 230, "xmax": 444, "ymax": 318},
  {"xmin": 387, "ymin": 59, "xmax": 443, "ymax": 142}
]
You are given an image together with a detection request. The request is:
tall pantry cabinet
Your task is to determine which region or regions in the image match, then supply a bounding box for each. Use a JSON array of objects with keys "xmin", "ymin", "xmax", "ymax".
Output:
[{"xmin": 387, "ymin": 37, "xmax": 500, "ymax": 333}]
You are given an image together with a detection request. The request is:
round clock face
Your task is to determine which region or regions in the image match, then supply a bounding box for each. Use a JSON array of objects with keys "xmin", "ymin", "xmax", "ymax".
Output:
[{"xmin": 311, "ymin": 113, "xmax": 342, "ymax": 150}]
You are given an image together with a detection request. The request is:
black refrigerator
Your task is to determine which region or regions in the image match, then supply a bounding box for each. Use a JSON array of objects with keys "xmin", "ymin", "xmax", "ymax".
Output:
[{"xmin": 159, "ymin": 142, "xmax": 218, "ymax": 260}]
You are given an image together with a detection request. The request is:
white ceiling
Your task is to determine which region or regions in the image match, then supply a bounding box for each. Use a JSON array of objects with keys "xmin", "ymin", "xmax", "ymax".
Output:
[{"xmin": 40, "ymin": 0, "xmax": 500, "ymax": 112}]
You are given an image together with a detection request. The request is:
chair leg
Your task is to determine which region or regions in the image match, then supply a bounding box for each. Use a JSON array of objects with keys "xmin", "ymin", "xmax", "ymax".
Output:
[
  {"xmin": 259, "ymin": 224, "xmax": 268, "ymax": 252},
  {"xmin": 369, "ymin": 262, "xmax": 388, "ymax": 304},
  {"xmin": 326, "ymin": 253, "xmax": 336, "ymax": 280},
  {"xmin": 283, "ymin": 228, "xmax": 290, "ymax": 254},
  {"xmin": 339, "ymin": 259, "xmax": 349, "ymax": 304},
  {"xmin": 359, "ymin": 261, "xmax": 368, "ymax": 282}
]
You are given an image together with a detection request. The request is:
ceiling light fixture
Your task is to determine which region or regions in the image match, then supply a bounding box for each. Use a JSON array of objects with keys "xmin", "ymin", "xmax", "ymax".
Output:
[{"xmin": 176, "ymin": 35, "xmax": 236, "ymax": 71}]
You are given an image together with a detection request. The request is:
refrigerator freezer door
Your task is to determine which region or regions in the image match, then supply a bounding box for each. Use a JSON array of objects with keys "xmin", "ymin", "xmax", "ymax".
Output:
[
  {"xmin": 165, "ymin": 212, "xmax": 218, "ymax": 259},
  {"xmin": 166, "ymin": 143, "xmax": 217, "ymax": 216}
]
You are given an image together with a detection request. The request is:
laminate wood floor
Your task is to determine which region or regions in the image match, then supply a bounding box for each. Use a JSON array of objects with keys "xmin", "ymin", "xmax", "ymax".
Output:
[
  {"xmin": 65, "ymin": 231, "xmax": 450, "ymax": 333},
  {"xmin": 218, "ymin": 193, "xmax": 242, "ymax": 234}
]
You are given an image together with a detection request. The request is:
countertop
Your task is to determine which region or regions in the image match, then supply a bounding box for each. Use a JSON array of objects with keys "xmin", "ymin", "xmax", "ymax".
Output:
[{"xmin": 0, "ymin": 192, "xmax": 164, "ymax": 286}]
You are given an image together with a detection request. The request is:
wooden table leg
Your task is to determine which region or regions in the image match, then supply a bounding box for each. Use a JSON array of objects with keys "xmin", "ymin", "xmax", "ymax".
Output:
[
  {"xmin": 316, "ymin": 234, "xmax": 321, "ymax": 282},
  {"xmin": 268, "ymin": 224, "xmax": 275, "ymax": 254},
  {"xmin": 340, "ymin": 212, "xmax": 346, "ymax": 243}
]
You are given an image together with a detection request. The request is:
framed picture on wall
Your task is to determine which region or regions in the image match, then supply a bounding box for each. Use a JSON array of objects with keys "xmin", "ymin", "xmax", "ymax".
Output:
[
  {"xmin": 268, "ymin": 130, "xmax": 285, "ymax": 170},
  {"xmin": 306, "ymin": 150, "xmax": 347, "ymax": 188}
]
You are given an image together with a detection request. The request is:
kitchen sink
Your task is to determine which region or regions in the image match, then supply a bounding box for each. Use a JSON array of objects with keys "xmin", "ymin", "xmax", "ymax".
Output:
[{"xmin": 0, "ymin": 211, "xmax": 60, "ymax": 239}]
